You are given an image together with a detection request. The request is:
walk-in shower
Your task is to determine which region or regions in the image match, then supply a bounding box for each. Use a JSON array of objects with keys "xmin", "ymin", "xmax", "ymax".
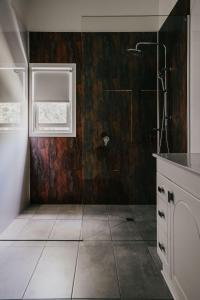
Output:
[{"xmin": 127, "ymin": 42, "xmax": 169, "ymax": 153}]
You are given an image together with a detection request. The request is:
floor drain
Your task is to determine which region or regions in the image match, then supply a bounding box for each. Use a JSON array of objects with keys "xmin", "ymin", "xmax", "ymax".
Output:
[{"xmin": 126, "ymin": 217, "xmax": 135, "ymax": 222}]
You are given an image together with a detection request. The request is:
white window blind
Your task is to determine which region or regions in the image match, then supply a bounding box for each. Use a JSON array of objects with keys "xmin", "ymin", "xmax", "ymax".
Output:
[{"xmin": 29, "ymin": 63, "xmax": 76, "ymax": 137}]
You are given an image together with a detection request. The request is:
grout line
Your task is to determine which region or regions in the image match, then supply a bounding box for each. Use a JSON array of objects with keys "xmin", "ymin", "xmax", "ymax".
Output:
[
  {"xmin": 108, "ymin": 209, "xmax": 113, "ymax": 242},
  {"xmin": 71, "ymin": 205, "xmax": 84, "ymax": 299},
  {"xmin": 71, "ymin": 240, "xmax": 80, "ymax": 299},
  {"xmin": 0, "ymin": 239, "xmax": 83, "ymax": 242},
  {"xmin": 0, "ymin": 238, "xmax": 155, "ymax": 242},
  {"xmin": 108, "ymin": 217, "xmax": 122, "ymax": 300},
  {"xmin": 108, "ymin": 218, "xmax": 128, "ymax": 229},
  {"xmin": 21, "ymin": 243, "xmax": 46, "ymax": 299},
  {"xmin": 108, "ymin": 211, "xmax": 122, "ymax": 299},
  {"xmin": 79, "ymin": 203, "xmax": 84, "ymax": 241},
  {"xmin": 82, "ymin": 221, "xmax": 111, "ymax": 241},
  {"xmin": 47, "ymin": 218, "xmax": 58, "ymax": 241}
]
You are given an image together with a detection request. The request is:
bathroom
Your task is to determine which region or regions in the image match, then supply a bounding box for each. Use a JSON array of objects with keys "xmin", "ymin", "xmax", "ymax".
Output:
[{"xmin": 0, "ymin": 0, "xmax": 199, "ymax": 299}]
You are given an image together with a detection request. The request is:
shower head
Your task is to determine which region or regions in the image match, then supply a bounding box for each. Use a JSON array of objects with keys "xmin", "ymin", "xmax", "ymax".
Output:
[
  {"xmin": 126, "ymin": 48, "xmax": 142, "ymax": 56},
  {"xmin": 127, "ymin": 41, "xmax": 164, "ymax": 57}
]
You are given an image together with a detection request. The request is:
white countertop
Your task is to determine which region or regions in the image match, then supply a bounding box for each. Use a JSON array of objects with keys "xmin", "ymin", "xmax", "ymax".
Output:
[{"xmin": 153, "ymin": 153, "xmax": 200, "ymax": 176}]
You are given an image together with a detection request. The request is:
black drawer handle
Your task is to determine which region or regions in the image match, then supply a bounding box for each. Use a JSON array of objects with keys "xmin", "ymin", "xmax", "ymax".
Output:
[
  {"xmin": 158, "ymin": 242, "xmax": 166, "ymax": 253},
  {"xmin": 158, "ymin": 210, "xmax": 165, "ymax": 219},
  {"xmin": 168, "ymin": 191, "xmax": 174, "ymax": 203},
  {"xmin": 158, "ymin": 186, "xmax": 165, "ymax": 194}
]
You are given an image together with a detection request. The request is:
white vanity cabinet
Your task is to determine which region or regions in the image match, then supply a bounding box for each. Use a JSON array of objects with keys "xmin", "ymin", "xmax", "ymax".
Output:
[{"xmin": 154, "ymin": 154, "xmax": 200, "ymax": 300}]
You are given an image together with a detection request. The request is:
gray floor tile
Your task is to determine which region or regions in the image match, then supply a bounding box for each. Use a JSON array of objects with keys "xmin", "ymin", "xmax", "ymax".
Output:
[
  {"xmin": 83, "ymin": 205, "xmax": 108, "ymax": 220},
  {"xmin": 0, "ymin": 219, "xmax": 29, "ymax": 240},
  {"xmin": 0, "ymin": 241, "xmax": 13, "ymax": 246},
  {"xmin": 82, "ymin": 219, "xmax": 111, "ymax": 241},
  {"xmin": 112, "ymin": 240, "xmax": 144, "ymax": 247},
  {"xmin": 109, "ymin": 220, "xmax": 142, "ymax": 241},
  {"xmin": 57, "ymin": 204, "xmax": 83, "ymax": 220},
  {"xmin": 12, "ymin": 241, "xmax": 46, "ymax": 247},
  {"xmin": 23, "ymin": 299, "xmax": 70, "ymax": 300},
  {"xmin": 0, "ymin": 205, "xmax": 166, "ymax": 300},
  {"xmin": 135, "ymin": 221, "xmax": 157, "ymax": 241},
  {"xmin": 72, "ymin": 244, "xmax": 120, "ymax": 299},
  {"xmin": 32, "ymin": 205, "xmax": 60, "ymax": 220},
  {"xmin": 17, "ymin": 205, "xmax": 40, "ymax": 219},
  {"xmin": 79, "ymin": 240, "xmax": 113, "ymax": 247},
  {"xmin": 0, "ymin": 246, "xmax": 43, "ymax": 299},
  {"xmin": 49, "ymin": 220, "xmax": 82, "ymax": 240},
  {"xmin": 46, "ymin": 241, "xmax": 79, "ymax": 247},
  {"xmin": 121, "ymin": 298, "xmax": 172, "ymax": 300},
  {"xmin": 145, "ymin": 240, "xmax": 157, "ymax": 247},
  {"xmin": 37, "ymin": 205, "xmax": 61, "ymax": 211},
  {"xmin": 24, "ymin": 245, "xmax": 78, "ymax": 299},
  {"xmin": 108, "ymin": 205, "xmax": 134, "ymax": 221},
  {"xmin": 17, "ymin": 220, "xmax": 55, "ymax": 240},
  {"xmin": 148, "ymin": 246, "xmax": 162, "ymax": 271},
  {"xmin": 114, "ymin": 242, "xmax": 172, "ymax": 299},
  {"xmin": 131, "ymin": 205, "xmax": 156, "ymax": 222}
]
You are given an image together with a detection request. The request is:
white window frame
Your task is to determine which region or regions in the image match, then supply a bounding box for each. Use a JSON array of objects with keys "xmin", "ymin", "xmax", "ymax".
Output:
[
  {"xmin": 29, "ymin": 63, "xmax": 76, "ymax": 137},
  {"xmin": 0, "ymin": 66, "xmax": 27, "ymax": 131}
]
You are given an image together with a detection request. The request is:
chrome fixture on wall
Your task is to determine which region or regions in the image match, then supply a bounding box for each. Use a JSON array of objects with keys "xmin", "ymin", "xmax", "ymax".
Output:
[
  {"xmin": 103, "ymin": 135, "xmax": 110, "ymax": 147},
  {"xmin": 127, "ymin": 42, "xmax": 169, "ymax": 153}
]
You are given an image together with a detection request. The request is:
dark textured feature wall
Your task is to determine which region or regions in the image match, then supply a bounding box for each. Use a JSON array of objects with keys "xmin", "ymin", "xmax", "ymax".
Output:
[
  {"xmin": 82, "ymin": 33, "xmax": 157, "ymax": 204},
  {"xmin": 158, "ymin": 0, "xmax": 190, "ymax": 153},
  {"xmin": 30, "ymin": 33, "xmax": 83, "ymax": 204},
  {"xmin": 29, "ymin": 32, "xmax": 158, "ymax": 204}
]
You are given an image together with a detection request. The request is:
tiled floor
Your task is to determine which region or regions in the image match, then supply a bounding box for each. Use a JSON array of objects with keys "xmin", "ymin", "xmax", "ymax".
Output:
[{"xmin": 0, "ymin": 205, "xmax": 172, "ymax": 300}]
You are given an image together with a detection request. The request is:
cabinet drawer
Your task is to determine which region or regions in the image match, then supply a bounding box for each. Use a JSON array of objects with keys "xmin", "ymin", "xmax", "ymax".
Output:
[
  {"xmin": 157, "ymin": 158, "xmax": 200, "ymax": 200},
  {"xmin": 157, "ymin": 226, "xmax": 168, "ymax": 263},
  {"xmin": 157, "ymin": 197, "xmax": 168, "ymax": 234},
  {"xmin": 157, "ymin": 173, "xmax": 168, "ymax": 201}
]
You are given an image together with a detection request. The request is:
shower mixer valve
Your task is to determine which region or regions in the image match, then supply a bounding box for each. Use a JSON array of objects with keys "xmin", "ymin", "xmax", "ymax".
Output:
[{"xmin": 103, "ymin": 136, "xmax": 110, "ymax": 147}]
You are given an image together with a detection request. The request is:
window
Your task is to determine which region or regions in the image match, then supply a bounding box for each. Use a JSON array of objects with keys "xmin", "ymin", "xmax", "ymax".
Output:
[
  {"xmin": 29, "ymin": 63, "xmax": 76, "ymax": 137},
  {"xmin": 0, "ymin": 67, "xmax": 26, "ymax": 131}
]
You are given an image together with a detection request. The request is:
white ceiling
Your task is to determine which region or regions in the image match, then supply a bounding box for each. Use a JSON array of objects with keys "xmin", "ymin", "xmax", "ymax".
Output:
[{"xmin": 12, "ymin": 0, "xmax": 178, "ymax": 32}]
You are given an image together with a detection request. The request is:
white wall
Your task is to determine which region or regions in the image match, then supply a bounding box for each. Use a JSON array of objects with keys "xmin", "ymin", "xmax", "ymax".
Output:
[
  {"xmin": 0, "ymin": 0, "xmax": 29, "ymax": 232},
  {"xmin": 81, "ymin": 16, "xmax": 159, "ymax": 32},
  {"xmin": 12, "ymin": 0, "xmax": 179, "ymax": 32},
  {"xmin": 190, "ymin": 0, "xmax": 200, "ymax": 152},
  {"xmin": 14, "ymin": 0, "xmax": 160, "ymax": 32},
  {"xmin": 158, "ymin": 0, "xmax": 178, "ymax": 28},
  {"xmin": 158, "ymin": 0, "xmax": 178, "ymax": 15}
]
